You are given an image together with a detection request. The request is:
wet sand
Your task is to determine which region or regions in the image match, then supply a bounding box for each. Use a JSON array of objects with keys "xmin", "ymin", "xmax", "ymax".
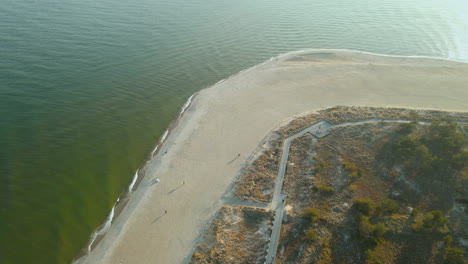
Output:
[{"xmin": 80, "ymin": 50, "xmax": 468, "ymax": 264}]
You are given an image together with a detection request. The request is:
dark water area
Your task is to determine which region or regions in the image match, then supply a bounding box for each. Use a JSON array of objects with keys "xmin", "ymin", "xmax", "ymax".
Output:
[{"xmin": 0, "ymin": 0, "xmax": 467, "ymax": 263}]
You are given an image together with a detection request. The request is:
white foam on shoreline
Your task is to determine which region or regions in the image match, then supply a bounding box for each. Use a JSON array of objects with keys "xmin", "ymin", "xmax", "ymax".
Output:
[
  {"xmin": 180, "ymin": 94, "xmax": 194, "ymax": 116},
  {"xmin": 150, "ymin": 129, "xmax": 168, "ymax": 156},
  {"xmin": 160, "ymin": 130, "xmax": 168, "ymax": 145},
  {"xmin": 150, "ymin": 146, "xmax": 158, "ymax": 156},
  {"xmin": 87, "ymin": 203, "xmax": 116, "ymax": 252},
  {"xmin": 128, "ymin": 169, "xmax": 139, "ymax": 193},
  {"xmin": 85, "ymin": 93, "xmax": 197, "ymax": 254},
  {"xmin": 77, "ymin": 85, "xmax": 199, "ymax": 263},
  {"xmin": 275, "ymin": 49, "xmax": 468, "ymax": 63},
  {"xmin": 150, "ymin": 94, "xmax": 194, "ymax": 158}
]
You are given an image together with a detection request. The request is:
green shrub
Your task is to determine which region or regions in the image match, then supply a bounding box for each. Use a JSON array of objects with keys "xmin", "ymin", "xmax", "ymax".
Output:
[
  {"xmin": 398, "ymin": 122, "xmax": 416, "ymax": 134},
  {"xmin": 411, "ymin": 208, "xmax": 420, "ymax": 217},
  {"xmin": 358, "ymin": 215, "xmax": 386, "ymax": 242},
  {"xmin": 422, "ymin": 121, "xmax": 466, "ymax": 172},
  {"xmin": 316, "ymin": 185, "xmax": 335, "ymax": 195},
  {"xmin": 444, "ymin": 248, "xmax": 465, "ymax": 264},
  {"xmin": 413, "ymin": 210, "xmax": 448, "ymax": 232},
  {"xmin": 432, "ymin": 210, "xmax": 448, "ymax": 227},
  {"xmin": 395, "ymin": 121, "xmax": 466, "ymax": 176},
  {"xmin": 423, "ymin": 210, "xmax": 447, "ymax": 228},
  {"xmin": 365, "ymin": 248, "xmax": 385, "ymax": 264},
  {"xmin": 443, "ymin": 235, "xmax": 453, "ymax": 246},
  {"xmin": 425, "ymin": 121, "xmax": 465, "ymax": 159},
  {"xmin": 380, "ymin": 199, "xmax": 399, "ymax": 215},
  {"xmin": 373, "ymin": 222, "xmax": 387, "ymax": 239},
  {"xmin": 302, "ymin": 207, "xmax": 320, "ymax": 222},
  {"xmin": 343, "ymin": 161, "xmax": 365, "ymax": 179},
  {"xmin": 305, "ymin": 230, "xmax": 318, "ymax": 242},
  {"xmin": 397, "ymin": 138, "xmax": 434, "ymax": 170},
  {"xmin": 422, "ymin": 212, "xmax": 435, "ymax": 228},
  {"xmin": 412, "ymin": 220, "xmax": 424, "ymax": 232},
  {"xmin": 397, "ymin": 137, "xmax": 419, "ymax": 156},
  {"xmin": 359, "ymin": 215, "xmax": 374, "ymax": 240},
  {"xmin": 413, "ymin": 145, "xmax": 433, "ymax": 168},
  {"xmin": 452, "ymin": 150, "xmax": 468, "ymax": 170},
  {"xmin": 354, "ymin": 198, "xmax": 376, "ymax": 216}
]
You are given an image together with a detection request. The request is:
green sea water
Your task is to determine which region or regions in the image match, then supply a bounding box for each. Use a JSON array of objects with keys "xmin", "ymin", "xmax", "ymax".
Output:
[{"xmin": 0, "ymin": 0, "xmax": 467, "ymax": 263}]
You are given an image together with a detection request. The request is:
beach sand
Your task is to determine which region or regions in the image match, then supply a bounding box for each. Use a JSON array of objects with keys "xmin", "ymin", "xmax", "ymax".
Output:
[{"xmin": 80, "ymin": 50, "xmax": 468, "ymax": 264}]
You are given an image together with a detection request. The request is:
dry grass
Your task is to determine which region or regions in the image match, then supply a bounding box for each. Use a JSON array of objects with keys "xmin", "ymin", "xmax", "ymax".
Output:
[
  {"xmin": 366, "ymin": 240, "xmax": 402, "ymax": 264},
  {"xmin": 278, "ymin": 106, "xmax": 468, "ymax": 138},
  {"xmin": 273, "ymin": 108, "xmax": 467, "ymax": 263},
  {"xmin": 190, "ymin": 206, "xmax": 273, "ymax": 264},
  {"xmin": 236, "ymin": 106, "xmax": 468, "ymax": 203},
  {"xmin": 235, "ymin": 142, "xmax": 282, "ymax": 203}
]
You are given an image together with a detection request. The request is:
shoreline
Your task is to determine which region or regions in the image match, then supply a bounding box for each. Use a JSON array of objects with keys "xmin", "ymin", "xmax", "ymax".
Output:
[
  {"xmin": 76, "ymin": 49, "xmax": 468, "ymax": 264},
  {"xmin": 73, "ymin": 91, "xmax": 200, "ymax": 262}
]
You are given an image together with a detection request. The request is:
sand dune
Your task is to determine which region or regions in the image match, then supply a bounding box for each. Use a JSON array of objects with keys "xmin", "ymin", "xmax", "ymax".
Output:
[{"xmin": 81, "ymin": 50, "xmax": 468, "ymax": 264}]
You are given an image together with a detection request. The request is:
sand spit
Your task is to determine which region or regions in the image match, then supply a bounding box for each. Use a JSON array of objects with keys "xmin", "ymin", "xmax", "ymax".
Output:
[{"xmin": 79, "ymin": 50, "xmax": 468, "ymax": 264}]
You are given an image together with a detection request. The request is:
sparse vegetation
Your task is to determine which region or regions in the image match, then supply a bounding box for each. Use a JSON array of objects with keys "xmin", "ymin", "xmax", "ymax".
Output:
[
  {"xmin": 313, "ymin": 161, "xmax": 328, "ymax": 173},
  {"xmin": 343, "ymin": 161, "xmax": 365, "ymax": 179},
  {"xmin": 235, "ymin": 144, "xmax": 282, "ymax": 203},
  {"xmin": 190, "ymin": 206, "xmax": 273, "ymax": 264},
  {"xmin": 317, "ymin": 237, "xmax": 332, "ymax": 264},
  {"xmin": 315, "ymin": 184, "xmax": 335, "ymax": 195}
]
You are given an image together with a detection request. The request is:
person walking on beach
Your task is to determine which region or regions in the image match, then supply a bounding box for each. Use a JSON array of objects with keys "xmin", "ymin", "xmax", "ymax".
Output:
[
  {"xmin": 165, "ymin": 210, "xmax": 167, "ymax": 214},
  {"xmin": 238, "ymin": 153, "xmax": 240, "ymax": 157}
]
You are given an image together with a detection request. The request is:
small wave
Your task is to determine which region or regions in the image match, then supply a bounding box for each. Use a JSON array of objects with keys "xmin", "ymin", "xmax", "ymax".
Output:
[
  {"xmin": 160, "ymin": 129, "xmax": 168, "ymax": 143},
  {"xmin": 179, "ymin": 94, "xmax": 194, "ymax": 116},
  {"xmin": 271, "ymin": 49, "xmax": 468, "ymax": 64},
  {"xmin": 128, "ymin": 169, "xmax": 139, "ymax": 193},
  {"xmin": 151, "ymin": 145, "xmax": 159, "ymax": 156},
  {"xmin": 150, "ymin": 129, "xmax": 168, "ymax": 156},
  {"xmin": 87, "ymin": 203, "xmax": 116, "ymax": 252}
]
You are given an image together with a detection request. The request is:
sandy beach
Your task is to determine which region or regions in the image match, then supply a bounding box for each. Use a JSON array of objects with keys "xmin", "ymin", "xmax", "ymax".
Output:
[{"xmin": 80, "ymin": 50, "xmax": 468, "ymax": 264}]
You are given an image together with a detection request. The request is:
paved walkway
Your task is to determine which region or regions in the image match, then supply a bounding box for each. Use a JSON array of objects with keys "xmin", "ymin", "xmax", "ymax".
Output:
[
  {"xmin": 264, "ymin": 119, "xmax": 467, "ymax": 264},
  {"xmin": 265, "ymin": 120, "xmax": 331, "ymax": 264}
]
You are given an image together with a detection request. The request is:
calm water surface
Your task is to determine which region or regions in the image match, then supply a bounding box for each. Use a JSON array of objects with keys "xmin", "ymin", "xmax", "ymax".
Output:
[{"xmin": 0, "ymin": 0, "xmax": 467, "ymax": 263}]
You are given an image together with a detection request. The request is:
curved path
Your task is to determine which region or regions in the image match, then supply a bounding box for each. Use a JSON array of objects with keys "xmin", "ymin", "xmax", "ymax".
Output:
[{"xmin": 264, "ymin": 119, "xmax": 467, "ymax": 264}]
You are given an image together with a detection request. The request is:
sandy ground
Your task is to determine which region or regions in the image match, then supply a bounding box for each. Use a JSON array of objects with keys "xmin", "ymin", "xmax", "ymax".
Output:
[{"xmin": 80, "ymin": 50, "xmax": 468, "ymax": 264}]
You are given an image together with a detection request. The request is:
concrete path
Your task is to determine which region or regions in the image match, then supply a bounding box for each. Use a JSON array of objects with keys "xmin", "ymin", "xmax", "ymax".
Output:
[{"xmin": 265, "ymin": 120, "xmax": 331, "ymax": 263}]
